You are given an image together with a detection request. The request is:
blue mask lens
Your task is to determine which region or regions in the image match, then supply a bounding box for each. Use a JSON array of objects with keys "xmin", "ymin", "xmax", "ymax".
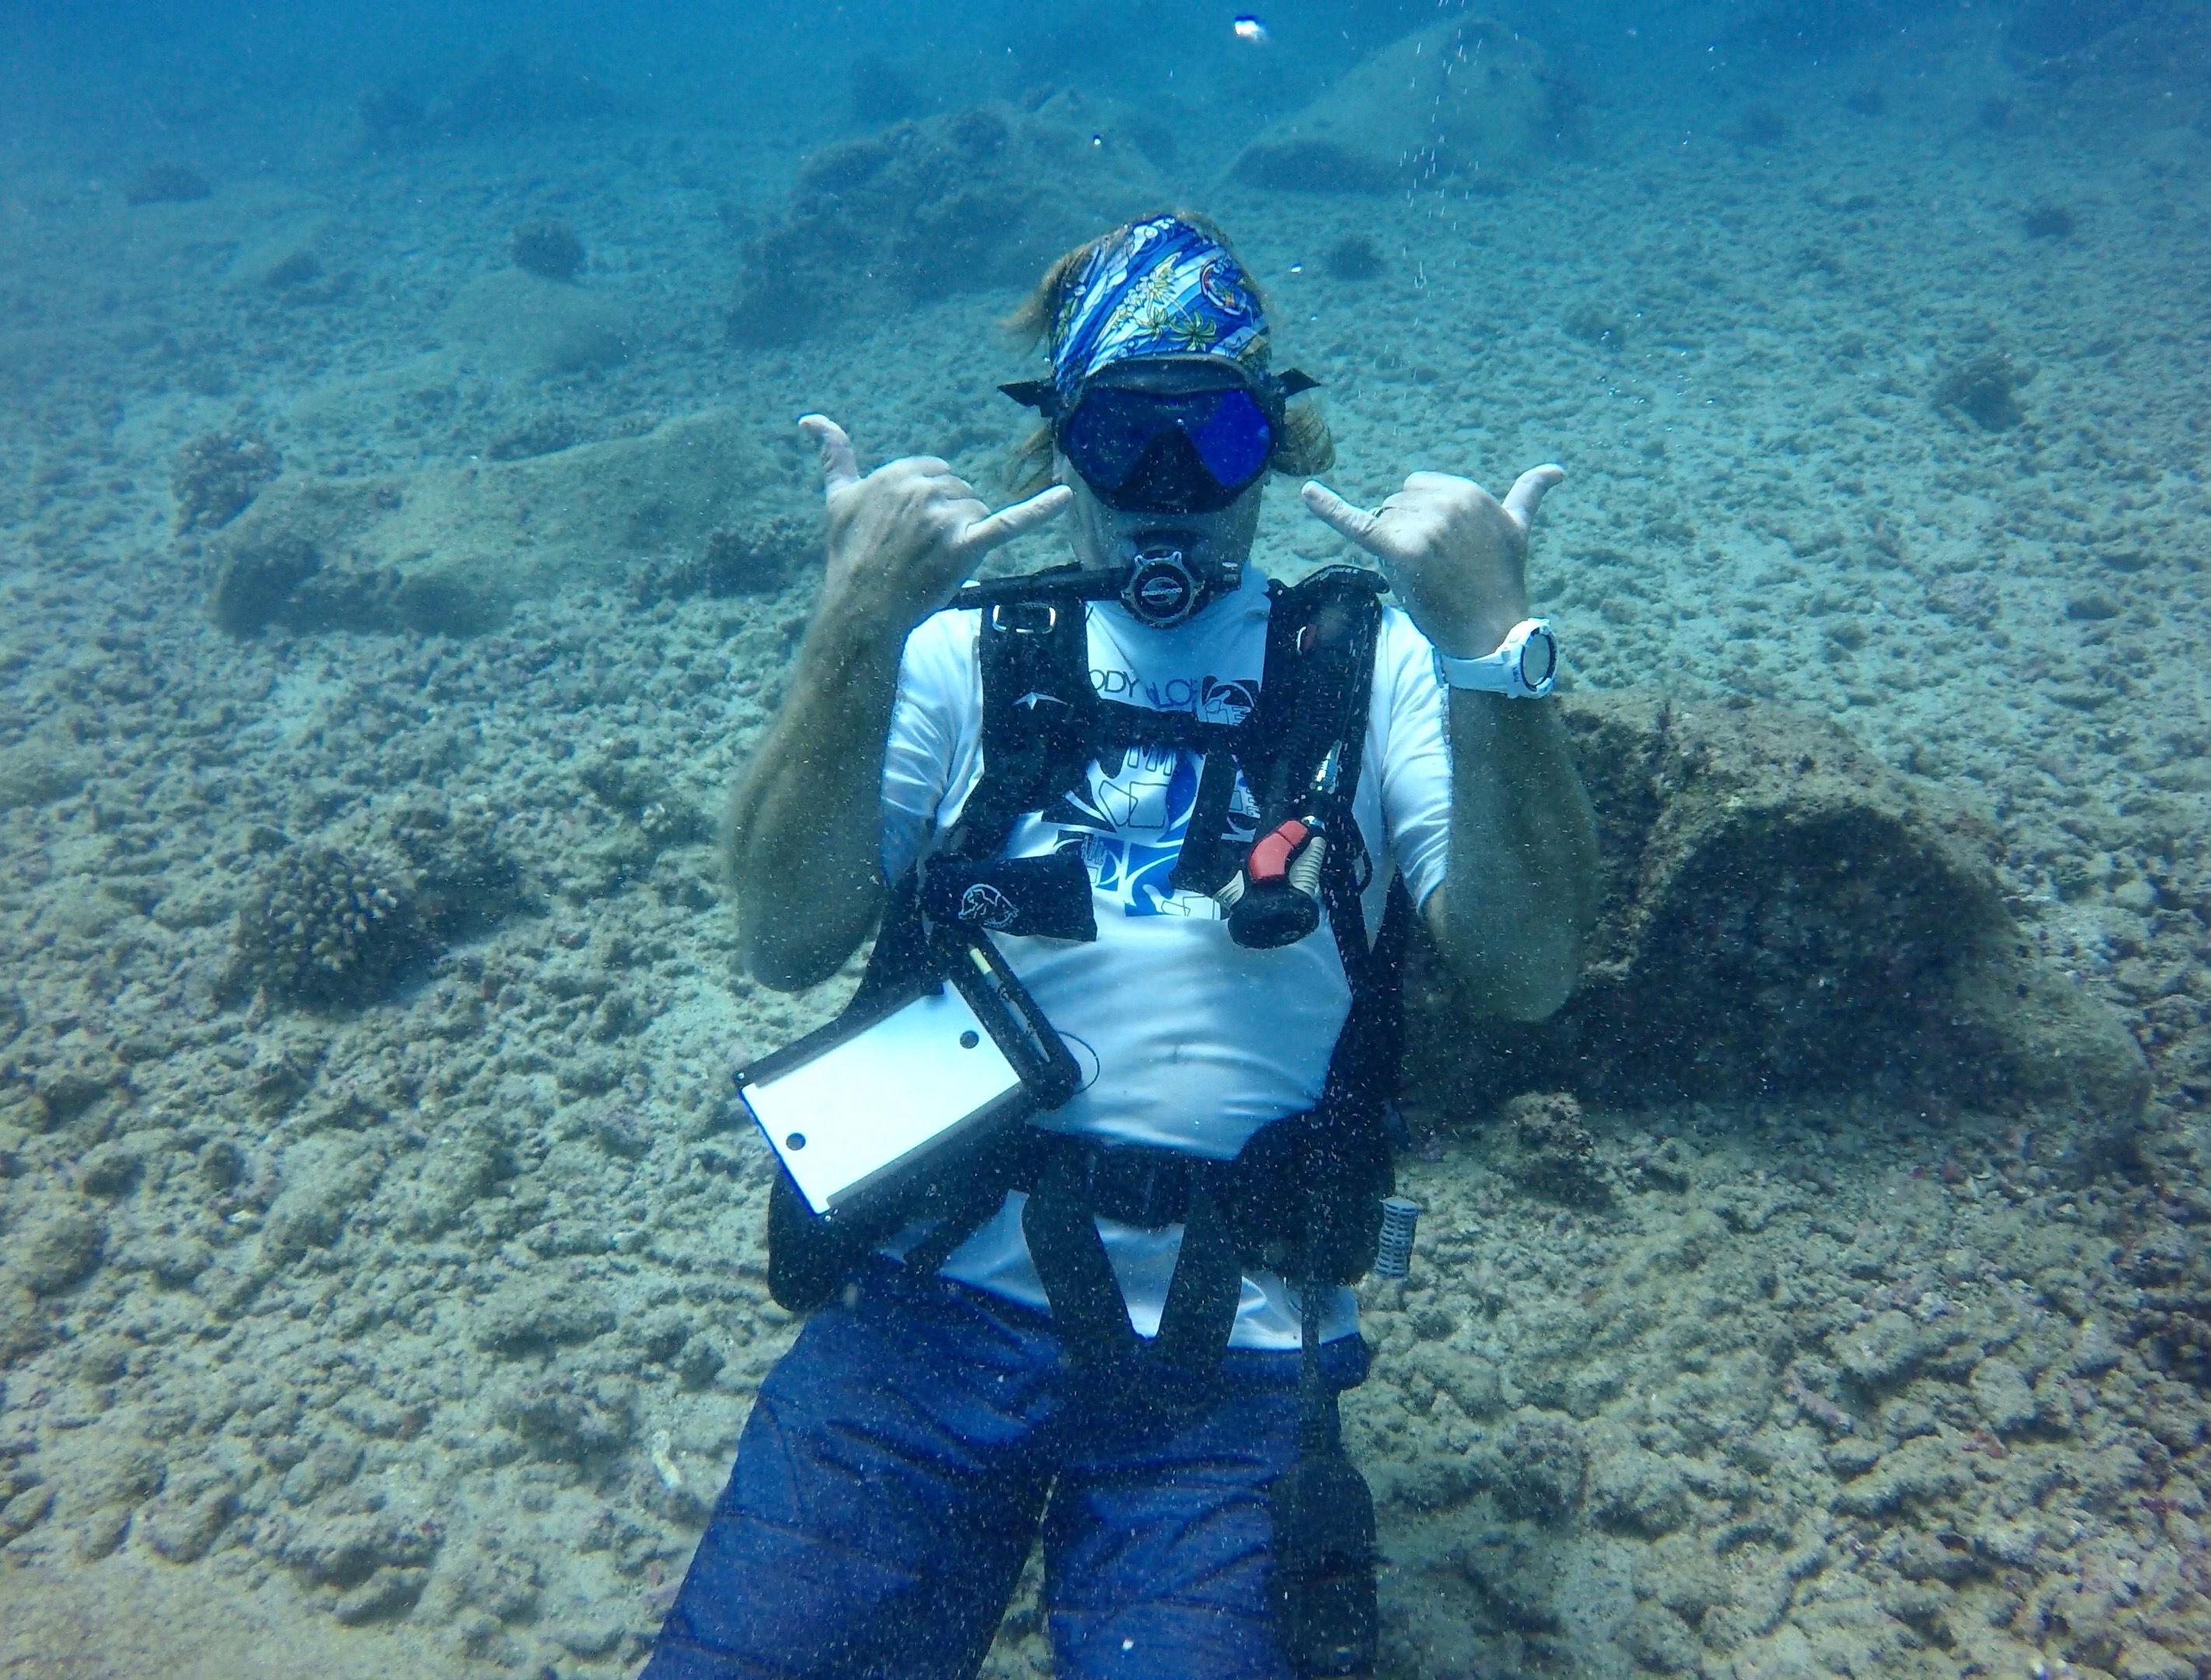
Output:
[{"xmin": 1062, "ymin": 387, "xmax": 1275, "ymax": 512}]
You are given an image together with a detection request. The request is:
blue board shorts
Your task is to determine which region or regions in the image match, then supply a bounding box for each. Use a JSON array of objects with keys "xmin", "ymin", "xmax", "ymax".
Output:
[{"xmin": 640, "ymin": 1258, "xmax": 1368, "ymax": 1680}]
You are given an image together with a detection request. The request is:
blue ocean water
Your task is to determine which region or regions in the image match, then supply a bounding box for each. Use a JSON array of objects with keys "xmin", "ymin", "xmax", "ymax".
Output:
[{"xmin": 1, "ymin": 1, "xmax": 2207, "ymax": 1675}]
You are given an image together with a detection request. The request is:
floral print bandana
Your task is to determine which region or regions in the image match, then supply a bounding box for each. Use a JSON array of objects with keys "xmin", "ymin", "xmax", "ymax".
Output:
[{"xmin": 1048, "ymin": 215, "xmax": 1272, "ymax": 404}]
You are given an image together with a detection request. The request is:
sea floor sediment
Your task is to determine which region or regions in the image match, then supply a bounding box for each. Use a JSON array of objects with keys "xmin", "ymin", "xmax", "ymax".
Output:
[{"xmin": 4, "ymin": 13, "xmax": 2210, "ymax": 1676}]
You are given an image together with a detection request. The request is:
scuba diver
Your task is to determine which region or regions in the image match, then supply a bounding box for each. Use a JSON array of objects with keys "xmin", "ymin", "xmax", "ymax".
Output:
[{"xmin": 643, "ymin": 212, "xmax": 1598, "ymax": 1680}]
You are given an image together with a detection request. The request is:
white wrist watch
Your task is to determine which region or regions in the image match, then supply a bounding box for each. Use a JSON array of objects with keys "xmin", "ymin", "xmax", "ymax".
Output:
[{"xmin": 1433, "ymin": 618, "xmax": 1559, "ymax": 698}]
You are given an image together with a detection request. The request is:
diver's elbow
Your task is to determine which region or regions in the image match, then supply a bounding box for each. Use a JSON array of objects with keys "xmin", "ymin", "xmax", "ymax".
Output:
[
  {"xmin": 742, "ymin": 930, "xmax": 845, "ymax": 995},
  {"xmin": 1489, "ymin": 971, "xmax": 1576, "ymax": 1024},
  {"xmin": 733, "ymin": 890, "xmax": 837, "ymax": 992},
  {"xmin": 1468, "ymin": 946, "xmax": 1582, "ymax": 1023}
]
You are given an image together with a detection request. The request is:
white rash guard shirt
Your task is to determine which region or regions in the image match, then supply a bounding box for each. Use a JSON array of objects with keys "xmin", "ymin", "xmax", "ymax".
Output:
[{"xmin": 877, "ymin": 565, "xmax": 1452, "ymax": 1349}]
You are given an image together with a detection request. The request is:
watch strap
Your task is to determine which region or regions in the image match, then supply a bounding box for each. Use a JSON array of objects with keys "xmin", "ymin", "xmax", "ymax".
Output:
[{"xmin": 1433, "ymin": 618, "xmax": 1557, "ymax": 698}]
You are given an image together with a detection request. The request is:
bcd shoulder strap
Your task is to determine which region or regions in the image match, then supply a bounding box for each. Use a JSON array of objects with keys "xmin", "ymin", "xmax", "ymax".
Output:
[
  {"xmin": 964, "ymin": 566, "xmax": 1387, "ymax": 901},
  {"xmin": 964, "ymin": 596, "xmax": 1095, "ymax": 859}
]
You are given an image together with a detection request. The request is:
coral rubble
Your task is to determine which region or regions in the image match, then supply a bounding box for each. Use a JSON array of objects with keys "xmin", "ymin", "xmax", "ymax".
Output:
[
  {"xmin": 509, "ymin": 220, "xmax": 586, "ymax": 282},
  {"xmin": 124, "ymin": 164, "xmax": 211, "ymax": 206},
  {"xmin": 1494, "ymin": 1090, "xmax": 1614, "ymax": 1207},
  {"xmin": 625, "ymin": 516, "xmax": 817, "ymax": 606},
  {"xmin": 170, "ymin": 432, "xmax": 281, "ymax": 533},
  {"xmin": 1324, "ymin": 236, "xmax": 1384, "ymax": 282},
  {"xmin": 1935, "ymin": 350, "xmax": 2031, "ymax": 431}
]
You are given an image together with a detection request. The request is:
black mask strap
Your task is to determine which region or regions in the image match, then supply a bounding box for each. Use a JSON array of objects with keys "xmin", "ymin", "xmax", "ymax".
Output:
[
  {"xmin": 1000, "ymin": 369, "xmax": 1320, "ymax": 418},
  {"xmin": 999, "ymin": 380, "xmax": 1059, "ymax": 416}
]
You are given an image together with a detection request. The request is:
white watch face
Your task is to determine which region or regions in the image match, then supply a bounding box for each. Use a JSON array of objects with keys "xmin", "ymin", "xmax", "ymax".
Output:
[{"xmin": 1520, "ymin": 631, "xmax": 1557, "ymax": 689}]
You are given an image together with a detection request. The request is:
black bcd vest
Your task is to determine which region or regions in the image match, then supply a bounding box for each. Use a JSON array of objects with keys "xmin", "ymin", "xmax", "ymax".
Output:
[{"xmin": 765, "ymin": 565, "xmax": 1415, "ymax": 1323}]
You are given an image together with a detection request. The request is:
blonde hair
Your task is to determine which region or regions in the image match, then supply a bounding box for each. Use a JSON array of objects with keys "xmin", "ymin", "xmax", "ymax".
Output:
[{"xmin": 1003, "ymin": 212, "xmax": 1335, "ymax": 499}]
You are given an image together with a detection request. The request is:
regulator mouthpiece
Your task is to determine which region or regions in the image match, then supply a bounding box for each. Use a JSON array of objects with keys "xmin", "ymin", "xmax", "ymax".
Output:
[
  {"xmin": 1118, "ymin": 540, "xmax": 1241, "ymax": 628},
  {"xmin": 1121, "ymin": 547, "xmax": 1204, "ymax": 627}
]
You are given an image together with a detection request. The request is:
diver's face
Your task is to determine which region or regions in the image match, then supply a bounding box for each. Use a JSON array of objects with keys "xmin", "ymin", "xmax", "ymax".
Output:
[
  {"xmin": 1056, "ymin": 355, "xmax": 1273, "ymax": 592},
  {"xmin": 1056, "ymin": 452, "xmax": 1265, "ymax": 579}
]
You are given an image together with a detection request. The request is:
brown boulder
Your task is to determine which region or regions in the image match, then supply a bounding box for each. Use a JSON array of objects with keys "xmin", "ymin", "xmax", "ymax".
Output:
[
  {"xmin": 1233, "ymin": 16, "xmax": 1565, "ymax": 195},
  {"xmin": 1405, "ymin": 691, "xmax": 2149, "ymax": 1121},
  {"xmin": 207, "ymin": 406, "xmax": 804, "ymax": 635},
  {"xmin": 728, "ymin": 92, "xmax": 1164, "ymax": 345},
  {"xmin": 442, "ymin": 269, "xmax": 632, "ymax": 380}
]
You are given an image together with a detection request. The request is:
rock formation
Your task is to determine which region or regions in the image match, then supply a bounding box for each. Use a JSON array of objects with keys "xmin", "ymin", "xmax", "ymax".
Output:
[
  {"xmin": 1405, "ymin": 691, "xmax": 2150, "ymax": 1123},
  {"xmin": 1233, "ymin": 16, "xmax": 1565, "ymax": 194},
  {"xmin": 206, "ymin": 407, "xmax": 809, "ymax": 635},
  {"xmin": 726, "ymin": 92, "xmax": 1164, "ymax": 345}
]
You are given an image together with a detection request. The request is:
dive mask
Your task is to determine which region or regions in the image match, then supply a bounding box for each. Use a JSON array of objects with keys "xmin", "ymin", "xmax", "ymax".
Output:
[
  {"xmin": 985, "ymin": 362, "xmax": 1319, "ymax": 627},
  {"xmin": 1002, "ymin": 365, "xmax": 1318, "ymax": 517},
  {"xmin": 1062, "ymin": 385, "xmax": 1275, "ymax": 513}
]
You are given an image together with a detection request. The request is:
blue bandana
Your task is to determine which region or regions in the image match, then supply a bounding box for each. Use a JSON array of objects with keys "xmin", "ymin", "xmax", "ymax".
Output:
[{"xmin": 1048, "ymin": 216, "xmax": 1272, "ymax": 404}]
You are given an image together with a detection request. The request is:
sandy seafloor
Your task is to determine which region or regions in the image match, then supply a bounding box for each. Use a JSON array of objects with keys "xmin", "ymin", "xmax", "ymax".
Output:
[{"xmin": 3, "ymin": 7, "xmax": 2211, "ymax": 1678}]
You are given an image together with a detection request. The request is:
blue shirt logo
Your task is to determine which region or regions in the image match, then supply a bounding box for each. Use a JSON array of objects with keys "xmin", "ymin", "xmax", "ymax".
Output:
[{"xmin": 1046, "ymin": 746, "xmax": 1256, "ymax": 918}]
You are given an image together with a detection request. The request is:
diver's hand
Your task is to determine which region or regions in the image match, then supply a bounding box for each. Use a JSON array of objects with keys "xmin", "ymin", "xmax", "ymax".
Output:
[
  {"xmin": 1301, "ymin": 467, "xmax": 1564, "ymax": 656},
  {"xmin": 800, "ymin": 415, "xmax": 1072, "ymax": 634}
]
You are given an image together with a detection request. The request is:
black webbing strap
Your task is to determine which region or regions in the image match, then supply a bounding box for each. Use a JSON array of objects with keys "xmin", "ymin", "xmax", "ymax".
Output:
[
  {"xmin": 1149, "ymin": 1185, "xmax": 1244, "ymax": 1374},
  {"xmin": 1270, "ymin": 1248, "xmax": 1380, "ymax": 1677},
  {"xmin": 1023, "ymin": 1152, "xmax": 1246, "ymax": 1396},
  {"xmin": 778, "ymin": 569, "xmax": 1400, "ymax": 1346},
  {"xmin": 848, "ymin": 870, "xmax": 932, "ymax": 1013},
  {"xmin": 1168, "ymin": 571, "xmax": 1383, "ymax": 901},
  {"xmin": 969, "ymin": 595, "xmax": 1243, "ymax": 863},
  {"xmin": 1167, "ymin": 739, "xmax": 1247, "ymax": 898},
  {"xmin": 1002, "ymin": 569, "xmax": 1394, "ymax": 1391},
  {"xmin": 965, "ymin": 596, "xmax": 1093, "ymax": 858},
  {"xmin": 1247, "ymin": 577, "xmax": 1326, "ymax": 817},
  {"xmin": 1317, "ymin": 872, "xmax": 1414, "ymax": 1134},
  {"xmin": 897, "ymin": 1151, "xmax": 1029, "ymax": 1279},
  {"xmin": 1319, "ymin": 842, "xmax": 1380, "ymax": 1007},
  {"xmin": 1022, "ymin": 1149, "xmax": 1141, "ymax": 1373},
  {"xmin": 1297, "ymin": 1258, "xmax": 1335, "ymax": 1454}
]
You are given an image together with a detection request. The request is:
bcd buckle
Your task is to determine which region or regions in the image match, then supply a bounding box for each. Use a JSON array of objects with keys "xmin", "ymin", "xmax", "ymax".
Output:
[{"xmin": 988, "ymin": 600, "xmax": 1059, "ymax": 636}]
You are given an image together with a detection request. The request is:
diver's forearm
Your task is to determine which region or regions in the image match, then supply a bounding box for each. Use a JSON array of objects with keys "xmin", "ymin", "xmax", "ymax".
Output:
[
  {"xmin": 725, "ymin": 599, "xmax": 904, "ymax": 991},
  {"xmin": 1429, "ymin": 693, "xmax": 1599, "ymax": 1020}
]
